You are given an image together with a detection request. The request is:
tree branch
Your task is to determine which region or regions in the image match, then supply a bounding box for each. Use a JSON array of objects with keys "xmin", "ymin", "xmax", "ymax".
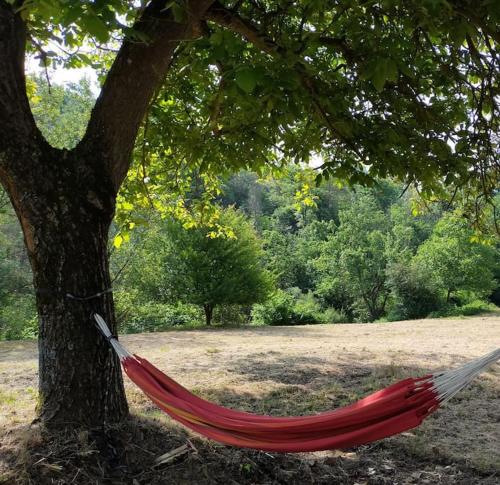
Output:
[
  {"xmin": 204, "ymin": 1, "xmax": 359, "ymax": 153},
  {"xmin": 454, "ymin": 6, "xmax": 500, "ymax": 44},
  {"xmin": 205, "ymin": 2, "xmax": 281, "ymax": 56},
  {"xmin": 208, "ymin": 61, "xmax": 226, "ymax": 135},
  {"xmin": 82, "ymin": 0, "xmax": 215, "ymax": 192},
  {"xmin": 0, "ymin": 1, "xmax": 45, "ymax": 177}
]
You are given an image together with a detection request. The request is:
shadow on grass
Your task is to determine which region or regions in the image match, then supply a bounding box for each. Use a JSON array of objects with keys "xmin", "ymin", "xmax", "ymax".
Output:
[
  {"xmin": 1, "ymin": 406, "xmax": 498, "ymax": 485},
  {"xmin": 1, "ymin": 414, "xmax": 497, "ymax": 485},
  {"xmin": 0, "ymin": 415, "xmax": 357, "ymax": 485},
  {"xmin": 227, "ymin": 350, "xmax": 496, "ymax": 387},
  {"xmin": 1, "ymin": 356, "xmax": 498, "ymax": 485},
  {"xmin": 0, "ymin": 340, "xmax": 38, "ymax": 364},
  {"xmin": 196, "ymin": 356, "xmax": 500, "ymax": 480}
]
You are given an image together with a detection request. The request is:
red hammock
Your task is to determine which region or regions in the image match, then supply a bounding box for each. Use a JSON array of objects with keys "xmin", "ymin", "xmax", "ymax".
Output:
[{"xmin": 95, "ymin": 314, "xmax": 500, "ymax": 453}]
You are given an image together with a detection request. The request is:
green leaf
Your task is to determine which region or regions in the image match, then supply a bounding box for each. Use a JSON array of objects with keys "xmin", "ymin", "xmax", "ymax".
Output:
[
  {"xmin": 113, "ymin": 234, "xmax": 123, "ymax": 248},
  {"xmin": 371, "ymin": 70, "xmax": 386, "ymax": 92},
  {"xmin": 83, "ymin": 15, "xmax": 109, "ymax": 44},
  {"xmin": 397, "ymin": 61, "xmax": 414, "ymax": 79},
  {"xmin": 371, "ymin": 59, "xmax": 399, "ymax": 92},
  {"xmin": 235, "ymin": 68, "xmax": 258, "ymax": 93},
  {"xmin": 210, "ymin": 31, "xmax": 224, "ymax": 46},
  {"xmin": 121, "ymin": 201, "xmax": 134, "ymax": 211},
  {"xmin": 332, "ymin": 120, "xmax": 354, "ymax": 139},
  {"xmin": 385, "ymin": 59, "xmax": 399, "ymax": 82},
  {"xmin": 171, "ymin": 3, "xmax": 187, "ymax": 23},
  {"xmin": 63, "ymin": 5, "xmax": 83, "ymax": 25}
]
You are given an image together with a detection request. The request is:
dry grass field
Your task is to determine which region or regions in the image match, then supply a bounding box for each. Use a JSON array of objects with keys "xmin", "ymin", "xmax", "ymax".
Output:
[{"xmin": 0, "ymin": 315, "xmax": 499, "ymax": 484}]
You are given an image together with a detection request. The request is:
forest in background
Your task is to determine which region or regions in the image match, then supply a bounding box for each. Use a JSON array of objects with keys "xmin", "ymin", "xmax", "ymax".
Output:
[{"xmin": 1, "ymin": 77, "xmax": 499, "ymax": 339}]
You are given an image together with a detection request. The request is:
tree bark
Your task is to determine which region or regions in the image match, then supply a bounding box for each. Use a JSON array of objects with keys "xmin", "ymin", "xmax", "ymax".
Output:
[
  {"xmin": 203, "ymin": 304, "xmax": 214, "ymax": 326},
  {"xmin": 4, "ymin": 144, "xmax": 128, "ymax": 426},
  {"xmin": 0, "ymin": 1, "xmax": 128, "ymax": 423},
  {"xmin": 83, "ymin": 0, "xmax": 215, "ymax": 191}
]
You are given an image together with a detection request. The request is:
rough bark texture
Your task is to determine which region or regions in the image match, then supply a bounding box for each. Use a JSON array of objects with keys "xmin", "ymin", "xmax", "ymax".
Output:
[
  {"xmin": 0, "ymin": 1, "xmax": 126, "ymax": 427},
  {"xmin": 32, "ymin": 153, "xmax": 128, "ymax": 426},
  {"xmin": 0, "ymin": 0, "xmax": 214, "ymax": 427},
  {"xmin": 3, "ymin": 140, "xmax": 128, "ymax": 426}
]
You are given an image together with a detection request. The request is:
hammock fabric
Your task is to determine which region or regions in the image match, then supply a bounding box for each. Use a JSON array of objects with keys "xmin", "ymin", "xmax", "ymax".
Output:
[{"xmin": 94, "ymin": 314, "xmax": 500, "ymax": 453}]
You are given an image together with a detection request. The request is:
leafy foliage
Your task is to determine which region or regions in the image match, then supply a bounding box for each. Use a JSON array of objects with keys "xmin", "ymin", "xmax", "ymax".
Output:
[
  {"xmin": 386, "ymin": 263, "xmax": 441, "ymax": 321},
  {"xmin": 316, "ymin": 192, "xmax": 392, "ymax": 321},
  {"xmin": 1, "ymin": 68, "xmax": 500, "ymax": 337},
  {"xmin": 115, "ymin": 208, "xmax": 273, "ymax": 325},
  {"xmin": 0, "ymin": 203, "xmax": 35, "ymax": 339},
  {"xmin": 16, "ymin": 0, "xmax": 498, "ymax": 230},
  {"xmin": 152, "ymin": 0, "xmax": 498, "ymax": 199},
  {"xmin": 414, "ymin": 214, "xmax": 498, "ymax": 301},
  {"xmin": 27, "ymin": 75, "xmax": 94, "ymax": 149},
  {"xmin": 252, "ymin": 288, "xmax": 338, "ymax": 326}
]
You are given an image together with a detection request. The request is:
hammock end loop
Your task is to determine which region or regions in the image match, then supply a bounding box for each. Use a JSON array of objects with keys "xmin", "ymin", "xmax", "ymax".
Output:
[{"xmin": 93, "ymin": 313, "xmax": 131, "ymax": 361}]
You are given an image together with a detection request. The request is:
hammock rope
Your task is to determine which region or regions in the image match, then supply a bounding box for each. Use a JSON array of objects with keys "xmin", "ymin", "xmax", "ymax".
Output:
[{"xmin": 94, "ymin": 314, "xmax": 500, "ymax": 452}]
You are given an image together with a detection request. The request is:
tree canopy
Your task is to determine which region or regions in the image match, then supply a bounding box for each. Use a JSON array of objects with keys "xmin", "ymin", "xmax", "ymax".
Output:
[
  {"xmin": 415, "ymin": 214, "xmax": 498, "ymax": 301},
  {"xmin": 13, "ymin": 0, "xmax": 499, "ymax": 226},
  {"xmin": 27, "ymin": 75, "xmax": 94, "ymax": 149}
]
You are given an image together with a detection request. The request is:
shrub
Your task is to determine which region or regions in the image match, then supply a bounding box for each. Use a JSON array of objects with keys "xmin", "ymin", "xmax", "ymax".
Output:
[
  {"xmin": 314, "ymin": 280, "xmax": 356, "ymax": 323},
  {"xmin": 0, "ymin": 296, "xmax": 37, "ymax": 340},
  {"xmin": 213, "ymin": 305, "xmax": 251, "ymax": 326},
  {"xmin": 458, "ymin": 300, "xmax": 496, "ymax": 316},
  {"xmin": 252, "ymin": 289, "xmax": 340, "ymax": 325},
  {"xmin": 292, "ymin": 291, "xmax": 324, "ymax": 324},
  {"xmin": 428, "ymin": 300, "xmax": 497, "ymax": 318},
  {"xmin": 251, "ymin": 289, "xmax": 295, "ymax": 325},
  {"xmin": 319, "ymin": 307, "xmax": 349, "ymax": 324},
  {"xmin": 386, "ymin": 263, "xmax": 441, "ymax": 321},
  {"xmin": 119, "ymin": 302, "xmax": 202, "ymax": 333}
]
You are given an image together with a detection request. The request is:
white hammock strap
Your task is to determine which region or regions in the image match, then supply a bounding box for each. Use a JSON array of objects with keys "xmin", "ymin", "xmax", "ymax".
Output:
[
  {"xmin": 94, "ymin": 313, "xmax": 132, "ymax": 361},
  {"xmin": 430, "ymin": 348, "xmax": 500, "ymax": 404}
]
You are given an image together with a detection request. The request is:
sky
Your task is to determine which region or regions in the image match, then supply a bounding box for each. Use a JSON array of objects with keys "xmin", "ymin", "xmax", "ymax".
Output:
[{"xmin": 26, "ymin": 55, "xmax": 100, "ymax": 95}]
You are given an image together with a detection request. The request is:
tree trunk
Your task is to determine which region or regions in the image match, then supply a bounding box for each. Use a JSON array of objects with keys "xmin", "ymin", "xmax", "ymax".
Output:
[
  {"xmin": 203, "ymin": 304, "xmax": 214, "ymax": 326},
  {"xmin": 0, "ymin": 0, "xmax": 215, "ymax": 430},
  {"xmin": 5, "ymin": 146, "xmax": 128, "ymax": 427},
  {"xmin": 34, "ymin": 225, "xmax": 128, "ymax": 427}
]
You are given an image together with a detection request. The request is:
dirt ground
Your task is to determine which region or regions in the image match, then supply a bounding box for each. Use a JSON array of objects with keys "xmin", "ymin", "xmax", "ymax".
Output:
[{"xmin": 0, "ymin": 315, "xmax": 499, "ymax": 484}]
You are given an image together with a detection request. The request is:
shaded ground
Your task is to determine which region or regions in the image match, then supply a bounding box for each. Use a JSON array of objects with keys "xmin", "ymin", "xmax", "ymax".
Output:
[{"xmin": 0, "ymin": 315, "xmax": 499, "ymax": 484}]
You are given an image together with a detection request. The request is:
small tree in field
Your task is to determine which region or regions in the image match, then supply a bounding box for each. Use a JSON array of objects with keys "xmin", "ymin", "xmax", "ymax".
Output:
[
  {"xmin": 414, "ymin": 214, "xmax": 498, "ymax": 302},
  {"xmin": 159, "ymin": 209, "xmax": 272, "ymax": 325}
]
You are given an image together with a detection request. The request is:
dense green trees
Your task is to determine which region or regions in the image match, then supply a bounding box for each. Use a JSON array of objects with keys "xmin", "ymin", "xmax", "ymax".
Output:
[
  {"xmin": 28, "ymin": 76, "xmax": 94, "ymax": 149},
  {"xmin": 0, "ymin": 204, "xmax": 35, "ymax": 339},
  {"xmin": 218, "ymin": 172, "xmax": 500, "ymax": 325},
  {"xmin": 5, "ymin": 160, "xmax": 499, "ymax": 336},
  {"xmin": 3, "ymin": 157, "xmax": 499, "ymax": 337},
  {"xmin": 316, "ymin": 193, "xmax": 391, "ymax": 321},
  {"xmin": 110, "ymin": 170, "xmax": 500, "ymax": 329},
  {"xmin": 415, "ymin": 215, "xmax": 498, "ymax": 303}
]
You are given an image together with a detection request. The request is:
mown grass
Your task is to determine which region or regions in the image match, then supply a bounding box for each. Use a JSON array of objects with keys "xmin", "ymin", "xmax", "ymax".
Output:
[{"xmin": 1, "ymin": 315, "xmax": 499, "ymax": 484}]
